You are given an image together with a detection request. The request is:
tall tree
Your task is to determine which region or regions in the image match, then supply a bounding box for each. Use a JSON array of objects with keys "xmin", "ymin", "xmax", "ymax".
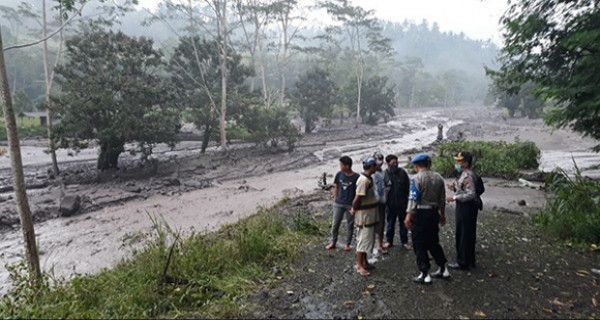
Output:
[
  {"xmin": 169, "ymin": 37, "xmax": 252, "ymax": 153},
  {"xmin": 5, "ymin": 0, "xmax": 137, "ymax": 175},
  {"xmin": 320, "ymin": 0, "xmax": 392, "ymax": 125},
  {"xmin": 0, "ymin": 0, "xmax": 95, "ymax": 283},
  {"xmin": 152, "ymin": 0, "xmax": 233, "ymax": 149},
  {"xmin": 272, "ymin": 0, "xmax": 304, "ymax": 106},
  {"xmin": 344, "ymin": 75, "xmax": 395, "ymax": 125},
  {"xmin": 291, "ymin": 67, "xmax": 338, "ymax": 133},
  {"xmin": 53, "ymin": 29, "xmax": 181, "ymax": 170},
  {"xmin": 42, "ymin": 0, "xmax": 65, "ymax": 176},
  {"xmin": 234, "ymin": 0, "xmax": 274, "ymax": 105},
  {"xmin": 492, "ymin": 0, "xmax": 600, "ymax": 150},
  {"xmin": 0, "ymin": 29, "xmax": 41, "ymax": 282}
]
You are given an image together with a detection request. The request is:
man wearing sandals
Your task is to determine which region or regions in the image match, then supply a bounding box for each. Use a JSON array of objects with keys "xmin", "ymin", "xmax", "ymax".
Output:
[{"xmin": 351, "ymin": 158, "xmax": 380, "ymax": 276}]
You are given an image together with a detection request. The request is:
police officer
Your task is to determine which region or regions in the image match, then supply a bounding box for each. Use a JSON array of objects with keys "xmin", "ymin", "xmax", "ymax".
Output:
[
  {"xmin": 404, "ymin": 153, "xmax": 450, "ymax": 284},
  {"xmin": 447, "ymin": 151, "xmax": 479, "ymax": 270}
]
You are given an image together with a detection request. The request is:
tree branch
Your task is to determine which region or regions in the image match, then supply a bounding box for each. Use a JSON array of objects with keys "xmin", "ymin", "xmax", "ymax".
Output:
[{"xmin": 3, "ymin": 4, "xmax": 84, "ymax": 52}]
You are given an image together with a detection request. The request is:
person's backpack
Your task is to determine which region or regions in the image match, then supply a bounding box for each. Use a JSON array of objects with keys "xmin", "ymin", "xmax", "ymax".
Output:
[{"xmin": 474, "ymin": 172, "xmax": 485, "ymax": 210}]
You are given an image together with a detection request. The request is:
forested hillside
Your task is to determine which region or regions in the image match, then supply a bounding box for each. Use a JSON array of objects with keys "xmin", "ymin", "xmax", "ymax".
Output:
[{"xmin": 2, "ymin": 2, "xmax": 497, "ymax": 113}]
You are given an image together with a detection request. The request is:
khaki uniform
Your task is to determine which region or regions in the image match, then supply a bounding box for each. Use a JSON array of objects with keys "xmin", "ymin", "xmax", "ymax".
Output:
[
  {"xmin": 407, "ymin": 168, "xmax": 448, "ymax": 274},
  {"xmin": 355, "ymin": 174, "xmax": 379, "ymax": 253}
]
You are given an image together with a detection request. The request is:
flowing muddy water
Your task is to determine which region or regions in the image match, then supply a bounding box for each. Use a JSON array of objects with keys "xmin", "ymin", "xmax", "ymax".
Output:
[{"xmin": 0, "ymin": 111, "xmax": 458, "ymax": 292}]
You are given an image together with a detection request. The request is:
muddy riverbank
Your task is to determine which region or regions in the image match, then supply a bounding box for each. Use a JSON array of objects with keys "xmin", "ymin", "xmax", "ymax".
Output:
[
  {"xmin": 0, "ymin": 109, "xmax": 453, "ymax": 292},
  {"xmin": 1, "ymin": 105, "xmax": 599, "ymax": 294}
]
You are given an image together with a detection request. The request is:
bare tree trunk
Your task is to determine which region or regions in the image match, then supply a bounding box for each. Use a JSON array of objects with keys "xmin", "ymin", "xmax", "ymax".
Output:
[
  {"xmin": 218, "ymin": 0, "xmax": 229, "ymax": 149},
  {"xmin": 260, "ymin": 63, "xmax": 269, "ymax": 106},
  {"xmin": 278, "ymin": 9, "xmax": 291, "ymax": 107},
  {"xmin": 0, "ymin": 30, "xmax": 42, "ymax": 281},
  {"xmin": 355, "ymin": 62, "xmax": 363, "ymax": 126},
  {"xmin": 258, "ymin": 36, "xmax": 269, "ymax": 106},
  {"xmin": 42, "ymin": 0, "xmax": 59, "ymax": 176},
  {"xmin": 279, "ymin": 17, "xmax": 288, "ymax": 107},
  {"xmin": 409, "ymin": 82, "xmax": 415, "ymax": 109}
]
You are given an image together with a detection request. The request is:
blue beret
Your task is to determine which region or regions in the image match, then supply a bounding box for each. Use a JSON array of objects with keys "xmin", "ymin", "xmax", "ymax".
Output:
[
  {"xmin": 411, "ymin": 153, "xmax": 431, "ymax": 164},
  {"xmin": 363, "ymin": 157, "xmax": 377, "ymax": 167}
]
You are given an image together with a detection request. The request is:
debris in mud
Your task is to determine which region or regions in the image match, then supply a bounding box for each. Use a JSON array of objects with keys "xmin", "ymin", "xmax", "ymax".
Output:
[
  {"xmin": 126, "ymin": 186, "xmax": 143, "ymax": 193},
  {"xmin": 0, "ymin": 215, "xmax": 18, "ymax": 228},
  {"xmin": 518, "ymin": 178, "xmax": 544, "ymax": 190},
  {"xmin": 520, "ymin": 171, "xmax": 547, "ymax": 183},
  {"xmin": 493, "ymin": 206, "xmax": 525, "ymax": 216},
  {"xmin": 517, "ymin": 200, "xmax": 527, "ymax": 206},
  {"xmin": 60, "ymin": 195, "xmax": 82, "ymax": 217},
  {"xmin": 283, "ymin": 188, "xmax": 304, "ymax": 198},
  {"xmin": 163, "ymin": 178, "xmax": 181, "ymax": 187},
  {"xmin": 238, "ymin": 184, "xmax": 265, "ymax": 192}
]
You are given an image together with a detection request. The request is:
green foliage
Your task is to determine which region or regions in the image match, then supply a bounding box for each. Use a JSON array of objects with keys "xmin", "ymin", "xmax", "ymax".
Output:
[
  {"xmin": 534, "ymin": 164, "xmax": 600, "ymax": 244},
  {"xmin": 168, "ymin": 37, "xmax": 252, "ymax": 153},
  {"xmin": 0, "ymin": 206, "xmax": 317, "ymax": 318},
  {"xmin": 344, "ymin": 75, "xmax": 396, "ymax": 124},
  {"xmin": 394, "ymin": 57, "xmax": 469, "ymax": 109},
  {"xmin": 493, "ymin": 0, "xmax": 600, "ymax": 150},
  {"xmin": 487, "ymin": 76, "xmax": 546, "ymax": 119},
  {"xmin": 0, "ymin": 118, "xmax": 46, "ymax": 140},
  {"xmin": 291, "ymin": 67, "xmax": 338, "ymax": 133},
  {"xmin": 432, "ymin": 140, "xmax": 540, "ymax": 179},
  {"xmin": 236, "ymin": 105, "xmax": 300, "ymax": 151},
  {"xmin": 11, "ymin": 91, "xmax": 34, "ymax": 114},
  {"xmin": 381, "ymin": 20, "xmax": 498, "ymax": 106},
  {"xmin": 292, "ymin": 210, "xmax": 322, "ymax": 236},
  {"xmin": 53, "ymin": 28, "xmax": 181, "ymax": 170}
]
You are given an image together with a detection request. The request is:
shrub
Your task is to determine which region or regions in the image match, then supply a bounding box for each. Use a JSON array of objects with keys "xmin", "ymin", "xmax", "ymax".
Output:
[
  {"xmin": 0, "ymin": 206, "xmax": 318, "ymax": 318},
  {"xmin": 432, "ymin": 140, "xmax": 540, "ymax": 179},
  {"xmin": 237, "ymin": 106, "xmax": 300, "ymax": 151},
  {"xmin": 534, "ymin": 164, "xmax": 600, "ymax": 244}
]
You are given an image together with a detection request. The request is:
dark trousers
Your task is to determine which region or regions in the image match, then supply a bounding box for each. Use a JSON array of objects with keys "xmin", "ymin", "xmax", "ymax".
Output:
[
  {"xmin": 386, "ymin": 202, "xmax": 408, "ymax": 245},
  {"xmin": 455, "ymin": 201, "xmax": 478, "ymax": 267},
  {"xmin": 411, "ymin": 208, "xmax": 447, "ymax": 273},
  {"xmin": 375, "ymin": 204, "xmax": 386, "ymax": 242}
]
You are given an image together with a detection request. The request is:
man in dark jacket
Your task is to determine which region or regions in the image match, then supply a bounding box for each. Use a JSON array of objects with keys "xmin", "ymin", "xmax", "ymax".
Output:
[{"xmin": 382, "ymin": 154, "xmax": 411, "ymax": 250}]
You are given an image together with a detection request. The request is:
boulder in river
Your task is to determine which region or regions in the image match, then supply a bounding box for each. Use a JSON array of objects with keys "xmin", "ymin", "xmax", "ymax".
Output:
[{"xmin": 60, "ymin": 195, "xmax": 81, "ymax": 217}]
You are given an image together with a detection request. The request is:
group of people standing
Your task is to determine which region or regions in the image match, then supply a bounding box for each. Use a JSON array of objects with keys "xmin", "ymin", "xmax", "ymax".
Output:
[{"xmin": 327, "ymin": 151, "xmax": 483, "ymax": 284}]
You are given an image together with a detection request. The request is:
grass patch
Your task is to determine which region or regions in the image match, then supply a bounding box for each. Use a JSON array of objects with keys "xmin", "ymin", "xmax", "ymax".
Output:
[
  {"xmin": 432, "ymin": 140, "xmax": 540, "ymax": 179},
  {"xmin": 0, "ymin": 204, "xmax": 323, "ymax": 319},
  {"xmin": 534, "ymin": 164, "xmax": 600, "ymax": 245},
  {"xmin": 0, "ymin": 118, "xmax": 47, "ymax": 140}
]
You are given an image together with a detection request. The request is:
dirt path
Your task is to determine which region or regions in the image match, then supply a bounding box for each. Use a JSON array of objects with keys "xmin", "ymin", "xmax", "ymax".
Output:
[{"xmin": 250, "ymin": 191, "xmax": 600, "ymax": 319}]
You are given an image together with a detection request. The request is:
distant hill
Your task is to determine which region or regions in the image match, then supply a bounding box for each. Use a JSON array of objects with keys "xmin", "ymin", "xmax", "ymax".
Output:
[{"xmin": 382, "ymin": 20, "xmax": 498, "ymax": 79}]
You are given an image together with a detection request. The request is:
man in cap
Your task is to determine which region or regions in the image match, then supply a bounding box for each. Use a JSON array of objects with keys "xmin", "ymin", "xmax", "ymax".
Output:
[
  {"xmin": 372, "ymin": 152, "xmax": 387, "ymax": 254},
  {"xmin": 351, "ymin": 157, "xmax": 380, "ymax": 276},
  {"xmin": 404, "ymin": 153, "xmax": 450, "ymax": 284},
  {"xmin": 447, "ymin": 151, "xmax": 479, "ymax": 270}
]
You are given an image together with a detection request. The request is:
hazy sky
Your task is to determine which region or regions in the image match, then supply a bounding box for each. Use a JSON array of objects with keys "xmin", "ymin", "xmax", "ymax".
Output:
[{"xmin": 137, "ymin": 0, "xmax": 507, "ymax": 43}]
